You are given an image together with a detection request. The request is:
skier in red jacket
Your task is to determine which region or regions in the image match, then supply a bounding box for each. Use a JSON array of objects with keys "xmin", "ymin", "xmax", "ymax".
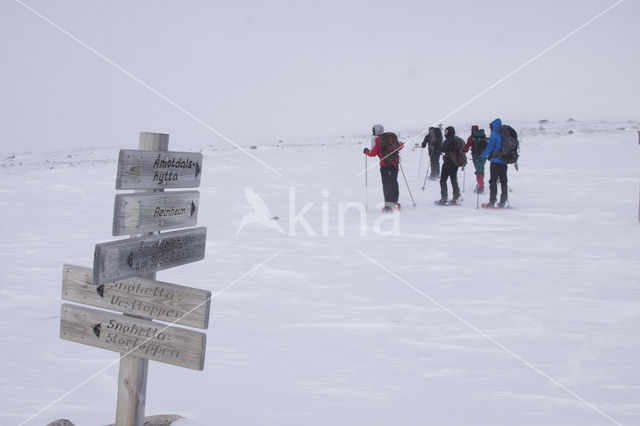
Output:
[{"xmin": 364, "ymin": 132, "xmax": 405, "ymax": 212}]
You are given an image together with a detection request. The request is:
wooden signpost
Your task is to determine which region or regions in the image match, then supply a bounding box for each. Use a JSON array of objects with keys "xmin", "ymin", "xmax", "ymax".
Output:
[
  {"xmin": 116, "ymin": 149, "xmax": 203, "ymax": 190},
  {"xmin": 113, "ymin": 190, "xmax": 200, "ymax": 235},
  {"xmin": 60, "ymin": 304, "xmax": 207, "ymax": 370},
  {"xmin": 59, "ymin": 132, "xmax": 209, "ymax": 426},
  {"xmin": 62, "ymin": 264, "xmax": 211, "ymax": 329},
  {"xmin": 93, "ymin": 227, "xmax": 207, "ymax": 285}
]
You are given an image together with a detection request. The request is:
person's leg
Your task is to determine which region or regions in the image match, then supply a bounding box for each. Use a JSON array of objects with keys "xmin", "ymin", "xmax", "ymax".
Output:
[
  {"xmin": 498, "ymin": 164, "xmax": 508, "ymax": 206},
  {"xmin": 488, "ymin": 162, "xmax": 498, "ymax": 205},
  {"xmin": 439, "ymin": 162, "xmax": 450, "ymax": 200},
  {"xmin": 430, "ymin": 151, "xmax": 440, "ymax": 178},
  {"xmin": 390, "ymin": 167, "xmax": 399, "ymax": 203},
  {"xmin": 451, "ymin": 165, "xmax": 460, "ymax": 201},
  {"xmin": 380, "ymin": 167, "xmax": 391, "ymax": 203},
  {"xmin": 473, "ymin": 156, "xmax": 481, "ymax": 176},
  {"xmin": 475, "ymin": 157, "xmax": 486, "ymax": 191}
]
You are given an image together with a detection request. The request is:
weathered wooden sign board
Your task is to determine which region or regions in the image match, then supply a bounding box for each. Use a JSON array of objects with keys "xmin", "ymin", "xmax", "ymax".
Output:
[
  {"xmin": 60, "ymin": 303, "xmax": 207, "ymax": 370},
  {"xmin": 113, "ymin": 190, "xmax": 200, "ymax": 236},
  {"xmin": 61, "ymin": 132, "xmax": 210, "ymax": 425},
  {"xmin": 116, "ymin": 150, "xmax": 203, "ymax": 190},
  {"xmin": 93, "ymin": 227, "xmax": 207, "ymax": 285},
  {"xmin": 62, "ymin": 264, "xmax": 211, "ymax": 329}
]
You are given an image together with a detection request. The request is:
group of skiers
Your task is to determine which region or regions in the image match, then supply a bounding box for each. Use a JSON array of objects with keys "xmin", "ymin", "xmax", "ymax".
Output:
[{"xmin": 364, "ymin": 118, "xmax": 511, "ymax": 211}]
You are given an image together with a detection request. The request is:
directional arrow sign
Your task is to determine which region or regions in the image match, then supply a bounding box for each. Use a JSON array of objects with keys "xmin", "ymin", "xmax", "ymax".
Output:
[
  {"xmin": 60, "ymin": 304, "xmax": 207, "ymax": 370},
  {"xmin": 113, "ymin": 191, "xmax": 200, "ymax": 236},
  {"xmin": 62, "ymin": 264, "xmax": 211, "ymax": 329},
  {"xmin": 93, "ymin": 227, "xmax": 207, "ymax": 285},
  {"xmin": 116, "ymin": 149, "xmax": 203, "ymax": 190}
]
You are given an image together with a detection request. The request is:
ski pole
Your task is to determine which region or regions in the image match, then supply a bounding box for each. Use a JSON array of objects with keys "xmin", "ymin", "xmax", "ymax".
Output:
[
  {"xmin": 417, "ymin": 147, "xmax": 424, "ymax": 185},
  {"xmin": 462, "ymin": 167, "xmax": 466, "ymax": 193},
  {"xmin": 421, "ymin": 162, "xmax": 430, "ymax": 191},
  {"xmin": 365, "ymin": 155, "xmax": 368, "ymax": 212},
  {"xmin": 399, "ymin": 163, "xmax": 417, "ymax": 207},
  {"xmin": 476, "ymin": 184, "xmax": 480, "ymax": 209}
]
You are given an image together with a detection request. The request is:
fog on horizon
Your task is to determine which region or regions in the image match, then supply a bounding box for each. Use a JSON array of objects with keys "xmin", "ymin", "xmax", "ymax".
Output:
[{"xmin": 1, "ymin": 0, "xmax": 638, "ymax": 154}]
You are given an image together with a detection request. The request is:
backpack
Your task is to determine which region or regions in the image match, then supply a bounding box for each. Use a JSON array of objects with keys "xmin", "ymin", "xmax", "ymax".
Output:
[
  {"xmin": 494, "ymin": 125, "xmax": 519, "ymax": 164},
  {"xmin": 450, "ymin": 136, "xmax": 467, "ymax": 167},
  {"xmin": 471, "ymin": 128, "xmax": 487, "ymax": 155},
  {"xmin": 379, "ymin": 132, "xmax": 400, "ymax": 165},
  {"xmin": 431, "ymin": 127, "xmax": 443, "ymax": 150}
]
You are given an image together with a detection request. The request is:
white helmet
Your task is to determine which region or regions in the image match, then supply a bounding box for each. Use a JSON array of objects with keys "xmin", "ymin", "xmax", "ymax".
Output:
[{"xmin": 372, "ymin": 124, "xmax": 384, "ymax": 136}]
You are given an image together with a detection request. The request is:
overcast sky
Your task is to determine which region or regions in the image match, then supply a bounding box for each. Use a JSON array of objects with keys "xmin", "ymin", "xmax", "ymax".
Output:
[{"xmin": 1, "ymin": 0, "xmax": 638, "ymax": 154}]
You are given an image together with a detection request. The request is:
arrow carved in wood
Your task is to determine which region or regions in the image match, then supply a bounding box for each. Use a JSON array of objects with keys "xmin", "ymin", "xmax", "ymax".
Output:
[
  {"xmin": 195, "ymin": 162, "xmax": 201, "ymax": 178},
  {"xmin": 191, "ymin": 201, "xmax": 196, "ymax": 217},
  {"xmin": 92, "ymin": 323, "xmax": 101, "ymax": 338},
  {"xmin": 96, "ymin": 284, "xmax": 104, "ymax": 298},
  {"xmin": 127, "ymin": 252, "xmax": 134, "ymax": 268}
]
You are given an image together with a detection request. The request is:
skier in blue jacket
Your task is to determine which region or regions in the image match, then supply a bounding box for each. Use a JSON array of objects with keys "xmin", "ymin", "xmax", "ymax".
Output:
[{"xmin": 480, "ymin": 118, "xmax": 508, "ymax": 207}]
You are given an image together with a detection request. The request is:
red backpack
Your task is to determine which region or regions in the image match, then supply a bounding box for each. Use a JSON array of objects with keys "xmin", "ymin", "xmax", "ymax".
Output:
[{"xmin": 379, "ymin": 132, "xmax": 400, "ymax": 165}]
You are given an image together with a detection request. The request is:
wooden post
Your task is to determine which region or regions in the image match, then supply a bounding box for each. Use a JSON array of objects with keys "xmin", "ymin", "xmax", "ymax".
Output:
[{"xmin": 115, "ymin": 132, "xmax": 169, "ymax": 426}]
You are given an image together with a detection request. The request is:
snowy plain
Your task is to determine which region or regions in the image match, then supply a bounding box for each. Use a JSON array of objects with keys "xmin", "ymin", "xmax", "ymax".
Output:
[{"xmin": 1, "ymin": 120, "xmax": 639, "ymax": 426}]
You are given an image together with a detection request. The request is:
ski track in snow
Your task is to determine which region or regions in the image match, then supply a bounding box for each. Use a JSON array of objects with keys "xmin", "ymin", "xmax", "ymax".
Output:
[{"xmin": 1, "ymin": 120, "xmax": 640, "ymax": 425}]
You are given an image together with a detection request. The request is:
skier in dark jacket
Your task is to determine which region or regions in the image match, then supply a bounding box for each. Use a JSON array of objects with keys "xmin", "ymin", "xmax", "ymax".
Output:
[
  {"xmin": 421, "ymin": 125, "xmax": 443, "ymax": 180},
  {"xmin": 480, "ymin": 118, "xmax": 508, "ymax": 207},
  {"xmin": 364, "ymin": 132, "xmax": 405, "ymax": 212},
  {"xmin": 436, "ymin": 126, "xmax": 462, "ymax": 205}
]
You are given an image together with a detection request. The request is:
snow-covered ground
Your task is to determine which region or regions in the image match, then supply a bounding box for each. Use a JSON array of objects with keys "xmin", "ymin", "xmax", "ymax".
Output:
[{"xmin": 1, "ymin": 120, "xmax": 639, "ymax": 426}]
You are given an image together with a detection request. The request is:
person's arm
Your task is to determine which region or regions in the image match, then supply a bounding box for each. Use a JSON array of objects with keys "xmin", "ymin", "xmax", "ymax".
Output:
[
  {"xmin": 365, "ymin": 137, "xmax": 381, "ymax": 157},
  {"xmin": 366, "ymin": 144, "xmax": 380, "ymax": 157},
  {"xmin": 421, "ymin": 134, "xmax": 430, "ymax": 148},
  {"xmin": 480, "ymin": 134, "xmax": 497, "ymax": 159},
  {"xmin": 463, "ymin": 136, "xmax": 472, "ymax": 153}
]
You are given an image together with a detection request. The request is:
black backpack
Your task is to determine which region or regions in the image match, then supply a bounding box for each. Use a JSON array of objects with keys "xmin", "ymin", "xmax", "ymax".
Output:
[
  {"xmin": 432, "ymin": 127, "xmax": 443, "ymax": 150},
  {"xmin": 471, "ymin": 128, "xmax": 487, "ymax": 155},
  {"xmin": 494, "ymin": 125, "xmax": 519, "ymax": 164},
  {"xmin": 450, "ymin": 136, "xmax": 467, "ymax": 167},
  {"xmin": 379, "ymin": 132, "xmax": 400, "ymax": 165},
  {"xmin": 422, "ymin": 127, "xmax": 443, "ymax": 153}
]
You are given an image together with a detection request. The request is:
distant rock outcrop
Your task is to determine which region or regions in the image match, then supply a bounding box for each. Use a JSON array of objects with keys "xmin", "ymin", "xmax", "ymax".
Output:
[{"xmin": 46, "ymin": 420, "xmax": 75, "ymax": 426}]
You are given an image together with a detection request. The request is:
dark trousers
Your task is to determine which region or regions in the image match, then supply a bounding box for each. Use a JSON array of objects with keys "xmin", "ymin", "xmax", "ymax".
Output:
[
  {"xmin": 429, "ymin": 150, "xmax": 441, "ymax": 178},
  {"xmin": 489, "ymin": 162, "xmax": 508, "ymax": 204},
  {"xmin": 439, "ymin": 159, "xmax": 460, "ymax": 200},
  {"xmin": 380, "ymin": 165, "xmax": 399, "ymax": 203}
]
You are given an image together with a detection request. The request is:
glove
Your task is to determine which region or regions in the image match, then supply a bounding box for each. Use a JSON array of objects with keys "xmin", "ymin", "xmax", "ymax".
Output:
[
  {"xmin": 363, "ymin": 148, "xmax": 369, "ymax": 154},
  {"xmin": 421, "ymin": 141, "xmax": 427, "ymax": 148}
]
